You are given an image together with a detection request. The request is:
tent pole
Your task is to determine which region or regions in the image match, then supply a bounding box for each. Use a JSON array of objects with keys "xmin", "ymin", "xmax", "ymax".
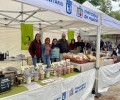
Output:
[
  {"xmin": 95, "ymin": 14, "xmax": 102, "ymax": 98},
  {"xmin": 7, "ymin": 13, "xmax": 22, "ymax": 25},
  {"xmin": 23, "ymin": 9, "xmax": 40, "ymax": 22},
  {"xmin": 79, "ymin": 30, "xmax": 80, "ymax": 36},
  {"xmin": 39, "ymin": 23, "xmax": 43, "ymax": 43},
  {"xmin": 21, "ymin": 3, "xmax": 23, "ymax": 22}
]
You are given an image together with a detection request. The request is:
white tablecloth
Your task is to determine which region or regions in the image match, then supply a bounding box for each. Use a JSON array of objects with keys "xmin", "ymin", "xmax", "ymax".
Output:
[
  {"xmin": 71, "ymin": 62, "xmax": 95, "ymax": 72},
  {"xmin": 0, "ymin": 60, "xmax": 27, "ymax": 71},
  {"xmin": 71, "ymin": 59, "xmax": 114, "ymax": 72}
]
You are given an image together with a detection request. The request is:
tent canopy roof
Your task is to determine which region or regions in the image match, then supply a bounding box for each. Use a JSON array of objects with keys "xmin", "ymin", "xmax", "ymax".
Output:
[
  {"xmin": 0, "ymin": 0, "xmax": 120, "ymax": 35},
  {"xmin": 0, "ymin": 0, "xmax": 98, "ymax": 34},
  {"xmin": 83, "ymin": 1, "xmax": 120, "ymax": 31}
]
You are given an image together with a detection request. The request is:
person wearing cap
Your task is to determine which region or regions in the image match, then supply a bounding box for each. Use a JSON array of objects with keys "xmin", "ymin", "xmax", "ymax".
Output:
[
  {"xmin": 58, "ymin": 33, "xmax": 69, "ymax": 60},
  {"xmin": 29, "ymin": 33, "xmax": 42, "ymax": 66}
]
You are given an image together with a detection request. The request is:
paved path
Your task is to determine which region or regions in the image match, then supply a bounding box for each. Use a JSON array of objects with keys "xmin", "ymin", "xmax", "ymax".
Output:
[{"xmin": 95, "ymin": 82, "xmax": 120, "ymax": 100}]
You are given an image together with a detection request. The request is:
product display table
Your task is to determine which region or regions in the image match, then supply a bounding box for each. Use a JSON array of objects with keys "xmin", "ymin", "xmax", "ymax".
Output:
[
  {"xmin": 71, "ymin": 59, "xmax": 114, "ymax": 72},
  {"xmin": 0, "ymin": 72, "xmax": 79, "ymax": 99},
  {"xmin": 8, "ymin": 57, "xmax": 28, "ymax": 66},
  {"xmin": 0, "ymin": 58, "xmax": 28, "ymax": 71}
]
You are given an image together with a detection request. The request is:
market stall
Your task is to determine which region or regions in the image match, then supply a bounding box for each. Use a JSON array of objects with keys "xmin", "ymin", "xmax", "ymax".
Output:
[
  {"xmin": 0, "ymin": 0, "xmax": 100, "ymax": 99},
  {"xmin": 0, "ymin": 0, "xmax": 99, "ymax": 56},
  {"xmin": 83, "ymin": 1, "xmax": 120, "ymax": 96},
  {"xmin": 0, "ymin": 0, "xmax": 120, "ymax": 99}
]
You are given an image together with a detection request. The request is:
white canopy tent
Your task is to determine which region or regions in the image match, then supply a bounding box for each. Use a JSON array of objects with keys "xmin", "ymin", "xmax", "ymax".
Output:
[
  {"xmin": 83, "ymin": 1, "xmax": 120, "ymax": 35},
  {"xmin": 0, "ymin": 0, "xmax": 120, "ymax": 98},
  {"xmin": 0, "ymin": 0, "xmax": 99, "ymax": 56},
  {"xmin": 83, "ymin": 1, "xmax": 120, "ymax": 96},
  {"xmin": 0, "ymin": 0, "xmax": 99, "ymax": 31}
]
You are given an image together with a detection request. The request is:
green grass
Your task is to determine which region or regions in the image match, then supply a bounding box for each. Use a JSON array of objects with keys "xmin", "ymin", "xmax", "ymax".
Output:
[
  {"xmin": 37, "ymin": 71, "xmax": 80, "ymax": 86},
  {"xmin": 0, "ymin": 71, "xmax": 79, "ymax": 98},
  {"xmin": 37, "ymin": 77, "xmax": 51, "ymax": 86},
  {"xmin": 62, "ymin": 72, "xmax": 79, "ymax": 78},
  {"xmin": 0, "ymin": 85, "xmax": 28, "ymax": 98}
]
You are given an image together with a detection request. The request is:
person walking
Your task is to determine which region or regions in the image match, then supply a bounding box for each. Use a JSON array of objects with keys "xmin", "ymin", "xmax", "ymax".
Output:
[
  {"xmin": 50, "ymin": 38, "xmax": 60, "ymax": 63},
  {"xmin": 42, "ymin": 38, "xmax": 51, "ymax": 68},
  {"xmin": 29, "ymin": 33, "xmax": 42, "ymax": 66}
]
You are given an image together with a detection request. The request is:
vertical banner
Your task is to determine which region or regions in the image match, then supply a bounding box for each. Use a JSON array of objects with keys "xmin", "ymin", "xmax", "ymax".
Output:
[
  {"xmin": 21, "ymin": 23, "xmax": 33, "ymax": 50},
  {"xmin": 68, "ymin": 30, "xmax": 74, "ymax": 43}
]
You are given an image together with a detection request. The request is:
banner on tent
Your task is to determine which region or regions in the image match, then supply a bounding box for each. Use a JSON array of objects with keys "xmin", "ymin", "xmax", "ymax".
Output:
[
  {"xmin": 1, "ymin": 69, "xmax": 95, "ymax": 100},
  {"xmin": 102, "ymin": 15, "xmax": 120, "ymax": 29},
  {"xmin": 68, "ymin": 30, "xmax": 74, "ymax": 43},
  {"xmin": 21, "ymin": 23, "xmax": 33, "ymax": 50},
  {"xmin": 16, "ymin": 0, "xmax": 100, "ymax": 26},
  {"xmin": 98, "ymin": 62, "xmax": 120, "ymax": 93}
]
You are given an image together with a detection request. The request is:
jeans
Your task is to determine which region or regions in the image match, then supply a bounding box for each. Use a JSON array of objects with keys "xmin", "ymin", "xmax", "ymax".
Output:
[
  {"xmin": 32, "ymin": 57, "xmax": 41, "ymax": 67},
  {"xmin": 42, "ymin": 55, "xmax": 50, "ymax": 68},
  {"xmin": 51, "ymin": 58, "xmax": 59, "ymax": 63}
]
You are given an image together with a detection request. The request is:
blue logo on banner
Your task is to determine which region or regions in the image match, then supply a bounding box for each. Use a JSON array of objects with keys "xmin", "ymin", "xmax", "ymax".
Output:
[
  {"xmin": 62, "ymin": 92, "xmax": 67, "ymax": 100},
  {"xmin": 66, "ymin": 0, "xmax": 72, "ymax": 14},
  {"xmin": 76, "ymin": 6, "xmax": 83, "ymax": 18}
]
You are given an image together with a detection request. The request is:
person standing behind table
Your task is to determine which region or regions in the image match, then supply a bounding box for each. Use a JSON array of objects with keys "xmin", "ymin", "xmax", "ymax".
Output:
[
  {"xmin": 116, "ymin": 43, "xmax": 120, "ymax": 56},
  {"xmin": 85, "ymin": 42, "xmax": 91, "ymax": 50},
  {"xmin": 100, "ymin": 40, "xmax": 104, "ymax": 50},
  {"xmin": 58, "ymin": 34, "xmax": 69, "ymax": 60},
  {"xmin": 29, "ymin": 33, "xmax": 42, "ymax": 67},
  {"xmin": 42, "ymin": 38, "xmax": 51, "ymax": 68},
  {"xmin": 91, "ymin": 41, "xmax": 96, "ymax": 52},
  {"xmin": 75, "ymin": 35, "xmax": 85, "ymax": 53},
  {"xmin": 69, "ymin": 39, "xmax": 77, "ymax": 50},
  {"xmin": 81, "ymin": 40, "xmax": 85, "ymax": 52},
  {"xmin": 50, "ymin": 38, "xmax": 60, "ymax": 63}
]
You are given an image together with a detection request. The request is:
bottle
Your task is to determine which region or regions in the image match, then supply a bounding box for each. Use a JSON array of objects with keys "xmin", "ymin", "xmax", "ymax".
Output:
[
  {"xmin": 6, "ymin": 51, "xmax": 9, "ymax": 59},
  {"xmin": 4, "ymin": 52, "xmax": 6, "ymax": 59}
]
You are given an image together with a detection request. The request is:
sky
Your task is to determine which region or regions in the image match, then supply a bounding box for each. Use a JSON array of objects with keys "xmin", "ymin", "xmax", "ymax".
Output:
[{"xmin": 111, "ymin": 0, "xmax": 120, "ymax": 11}]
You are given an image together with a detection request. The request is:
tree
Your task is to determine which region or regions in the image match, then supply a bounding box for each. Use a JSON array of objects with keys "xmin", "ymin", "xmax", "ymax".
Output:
[
  {"xmin": 89, "ymin": 0, "xmax": 112, "ymax": 14},
  {"xmin": 89, "ymin": 0, "xmax": 100, "ymax": 6},
  {"xmin": 112, "ymin": 0, "xmax": 119, "ymax": 1},
  {"xmin": 99, "ymin": 0, "xmax": 112, "ymax": 14},
  {"xmin": 75, "ymin": 0, "xmax": 120, "ymax": 20},
  {"xmin": 75, "ymin": 0, "xmax": 86, "ymax": 4},
  {"xmin": 109, "ymin": 11, "xmax": 120, "ymax": 20}
]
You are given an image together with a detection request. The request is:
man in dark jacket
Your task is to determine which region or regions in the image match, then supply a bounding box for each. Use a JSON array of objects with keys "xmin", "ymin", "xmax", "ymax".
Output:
[
  {"xmin": 58, "ymin": 33, "xmax": 69, "ymax": 60},
  {"xmin": 100, "ymin": 40, "xmax": 104, "ymax": 50},
  {"xmin": 75, "ymin": 35, "xmax": 85, "ymax": 53},
  {"xmin": 29, "ymin": 33, "xmax": 42, "ymax": 66}
]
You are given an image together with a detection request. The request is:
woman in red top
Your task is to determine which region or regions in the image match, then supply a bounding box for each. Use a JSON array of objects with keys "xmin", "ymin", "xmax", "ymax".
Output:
[
  {"xmin": 69, "ymin": 39, "xmax": 77, "ymax": 50},
  {"xmin": 29, "ymin": 33, "xmax": 42, "ymax": 66}
]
